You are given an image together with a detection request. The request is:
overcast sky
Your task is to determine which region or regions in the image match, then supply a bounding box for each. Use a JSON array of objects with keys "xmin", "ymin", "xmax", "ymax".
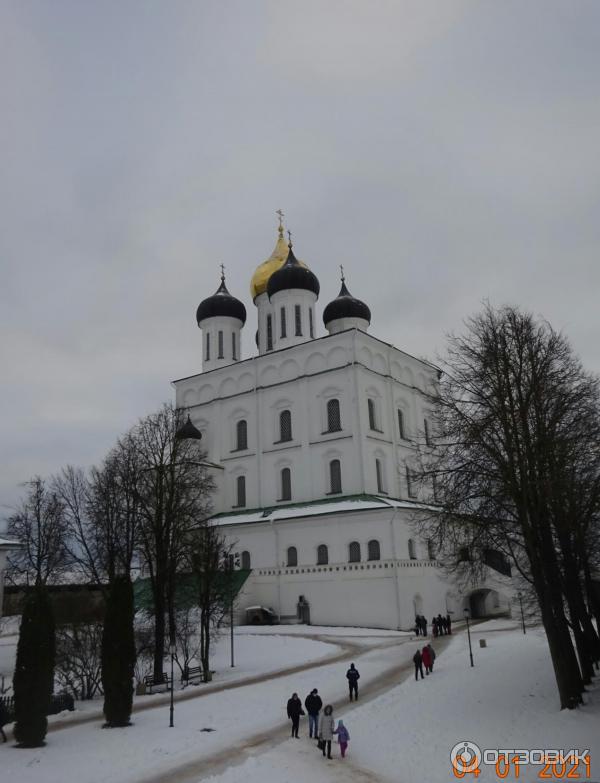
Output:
[{"xmin": 1, "ymin": 1, "xmax": 599, "ymax": 519}]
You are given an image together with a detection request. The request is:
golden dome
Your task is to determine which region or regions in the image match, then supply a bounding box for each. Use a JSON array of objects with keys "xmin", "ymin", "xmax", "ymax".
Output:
[{"xmin": 250, "ymin": 226, "xmax": 307, "ymax": 300}]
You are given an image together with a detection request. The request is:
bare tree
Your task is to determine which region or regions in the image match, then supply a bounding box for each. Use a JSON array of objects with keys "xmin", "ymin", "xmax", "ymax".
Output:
[
  {"xmin": 6, "ymin": 476, "xmax": 70, "ymax": 586},
  {"xmin": 133, "ymin": 403, "xmax": 215, "ymax": 680},
  {"xmin": 420, "ymin": 304, "xmax": 600, "ymax": 709},
  {"xmin": 55, "ymin": 623, "xmax": 104, "ymax": 700}
]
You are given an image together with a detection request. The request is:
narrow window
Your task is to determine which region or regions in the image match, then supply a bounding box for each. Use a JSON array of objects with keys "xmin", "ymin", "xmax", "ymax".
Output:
[
  {"xmin": 279, "ymin": 410, "xmax": 292, "ymax": 442},
  {"xmin": 349, "ymin": 541, "xmax": 361, "ymax": 563},
  {"xmin": 287, "ymin": 546, "xmax": 297, "ymax": 567},
  {"xmin": 295, "ymin": 304, "xmax": 302, "ymax": 336},
  {"xmin": 317, "ymin": 544, "xmax": 328, "ymax": 565},
  {"xmin": 368, "ymin": 398, "xmax": 376, "ymax": 430},
  {"xmin": 206, "ymin": 332, "xmax": 210, "ymax": 361},
  {"xmin": 398, "ymin": 409, "xmax": 405, "ymax": 439},
  {"xmin": 236, "ymin": 420, "xmax": 247, "ymax": 450},
  {"xmin": 406, "ymin": 466, "xmax": 417, "ymax": 498},
  {"xmin": 309, "ymin": 308, "xmax": 314, "ymax": 338},
  {"xmin": 376, "ymin": 459, "xmax": 384, "ymax": 493},
  {"xmin": 424, "ymin": 418, "xmax": 431, "ymax": 446},
  {"xmin": 236, "ymin": 475, "xmax": 246, "ymax": 507},
  {"xmin": 232, "ymin": 332, "xmax": 237, "ymax": 361},
  {"xmin": 280, "ymin": 307, "xmax": 287, "ymax": 338},
  {"xmin": 432, "ymin": 474, "xmax": 439, "ymax": 502},
  {"xmin": 241, "ymin": 550, "xmax": 251, "ymax": 570},
  {"xmin": 327, "ymin": 399, "xmax": 341, "ymax": 432},
  {"xmin": 266, "ymin": 315, "xmax": 273, "ymax": 351},
  {"xmin": 218, "ymin": 330, "xmax": 224, "ymax": 359},
  {"xmin": 408, "ymin": 538, "xmax": 417, "ymax": 560},
  {"xmin": 329, "ymin": 459, "xmax": 342, "ymax": 494},
  {"xmin": 427, "ymin": 539, "xmax": 435, "ymax": 560},
  {"xmin": 368, "ymin": 539, "xmax": 381, "ymax": 561},
  {"xmin": 281, "ymin": 467, "xmax": 291, "ymax": 501}
]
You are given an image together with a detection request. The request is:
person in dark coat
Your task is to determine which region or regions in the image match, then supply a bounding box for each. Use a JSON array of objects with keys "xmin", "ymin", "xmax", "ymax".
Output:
[
  {"xmin": 422, "ymin": 644, "xmax": 432, "ymax": 675},
  {"xmin": 421, "ymin": 616, "xmax": 428, "ymax": 636},
  {"xmin": 304, "ymin": 688, "xmax": 323, "ymax": 739},
  {"xmin": 0, "ymin": 699, "xmax": 8, "ymax": 742},
  {"xmin": 287, "ymin": 692, "xmax": 305, "ymax": 738},
  {"xmin": 446, "ymin": 614, "xmax": 452, "ymax": 634},
  {"xmin": 413, "ymin": 648, "xmax": 424, "ymax": 680},
  {"xmin": 437, "ymin": 614, "xmax": 445, "ymax": 634},
  {"xmin": 346, "ymin": 663, "xmax": 360, "ymax": 701},
  {"xmin": 414, "ymin": 617, "xmax": 421, "ymax": 636},
  {"xmin": 432, "ymin": 617, "xmax": 438, "ymax": 637}
]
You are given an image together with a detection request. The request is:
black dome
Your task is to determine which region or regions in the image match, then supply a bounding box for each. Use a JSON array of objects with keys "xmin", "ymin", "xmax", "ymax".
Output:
[
  {"xmin": 323, "ymin": 280, "xmax": 371, "ymax": 326},
  {"xmin": 267, "ymin": 244, "xmax": 320, "ymax": 299},
  {"xmin": 196, "ymin": 277, "xmax": 247, "ymax": 326}
]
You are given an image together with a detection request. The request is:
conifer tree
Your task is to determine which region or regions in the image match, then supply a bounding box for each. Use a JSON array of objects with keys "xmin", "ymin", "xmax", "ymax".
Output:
[
  {"xmin": 101, "ymin": 575, "xmax": 135, "ymax": 727},
  {"xmin": 13, "ymin": 587, "xmax": 55, "ymax": 747}
]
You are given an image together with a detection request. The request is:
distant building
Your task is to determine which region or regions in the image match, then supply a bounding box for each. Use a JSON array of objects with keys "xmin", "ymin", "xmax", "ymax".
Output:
[
  {"xmin": 0, "ymin": 537, "xmax": 20, "ymax": 618},
  {"xmin": 173, "ymin": 219, "xmax": 512, "ymax": 628}
]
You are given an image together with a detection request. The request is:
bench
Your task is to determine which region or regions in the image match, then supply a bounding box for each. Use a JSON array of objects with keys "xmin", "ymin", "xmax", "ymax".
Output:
[
  {"xmin": 181, "ymin": 666, "xmax": 214, "ymax": 684},
  {"xmin": 143, "ymin": 673, "xmax": 171, "ymax": 693}
]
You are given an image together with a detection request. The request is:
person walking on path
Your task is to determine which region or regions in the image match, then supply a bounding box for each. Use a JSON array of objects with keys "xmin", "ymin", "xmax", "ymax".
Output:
[
  {"xmin": 413, "ymin": 648, "xmax": 424, "ymax": 680},
  {"xmin": 0, "ymin": 699, "xmax": 8, "ymax": 743},
  {"xmin": 437, "ymin": 614, "xmax": 445, "ymax": 634},
  {"xmin": 346, "ymin": 663, "xmax": 360, "ymax": 701},
  {"xmin": 422, "ymin": 644, "xmax": 432, "ymax": 675},
  {"xmin": 287, "ymin": 692, "xmax": 305, "ymax": 738},
  {"xmin": 334, "ymin": 719, "xmax": 350, "ymax": 758},
  {"xmin": 421, "ymin": 616, "xmax": 428, "ymax": 636},
  {"xmin": 304, "ymin": 688, "xmax": 322, "ymax": 739},
  {"xmin": 319, "ymin": 704, "xmax": 335, "ymax": 759},
  {"xmin": 446, "ymin": 614, "xmax": 452, "ymax": 634},
  {"xmin": 427, "ymin": 643, "xmax": 436, "ymax": 672}
]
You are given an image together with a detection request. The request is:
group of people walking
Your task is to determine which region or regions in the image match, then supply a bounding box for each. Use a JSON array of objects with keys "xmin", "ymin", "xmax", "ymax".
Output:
[
  {"xmin": 286, "ymin": 663, "xmax": 359, "ymax": 760},
  {"xmin": 412, "ymin": 643, "xmax": 436, "ymax": 680},
  {"xmin": 413, "ymin": 613, "xmax": 452, "ymax": 637}
]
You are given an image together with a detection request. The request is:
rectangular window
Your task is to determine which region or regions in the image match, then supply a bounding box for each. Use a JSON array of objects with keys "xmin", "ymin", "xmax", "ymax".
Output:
[
  {"xmin": 205, "ymin": 332, "xmax": 210, "ymax": 361},
  {"xmin": 232, "ymin": 332, "xmax": 237, "ymax": 361},
  {"xmin": 280, "ymin": 307, "xmax": 287, "ymax": 338},
  {"xmin": 218, "ymin": 330, "xmax": 224, "ymax": 359},
  {"xmin": 406, "ymin": 466, "xmax": 417, "ymax": 498},
  {"xmin": 424, "ymin": 418, "xmax": 431, "ymax": 446},
  {"xmin": 376, "ymin": 459, "xmax": 384, "ymax": 492},
  {"xmin": 309, "ymin": 308, "xmax": 314, "ymax": 338},
  {"xmin": 267, "ymin": 315, "xmax": 273, "ymax": 351},
  {"xmin": 295, "ymin": 305, "xmax": 302, "ymax": 336},
  {"xmin": 398, "ymin": 410, "xmax": 405, "ymax": 439}
]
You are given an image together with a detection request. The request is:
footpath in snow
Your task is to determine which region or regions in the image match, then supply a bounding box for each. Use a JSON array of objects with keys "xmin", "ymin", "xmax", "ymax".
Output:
[{"xmin": 203, "ymin": 621, "xmax": 600, "ymax": 783}]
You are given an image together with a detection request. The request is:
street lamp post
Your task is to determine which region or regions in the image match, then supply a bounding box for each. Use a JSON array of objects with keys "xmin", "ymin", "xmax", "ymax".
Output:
[
  {"xmin": 169, "ymin": 640, "xmax": 176, "ymax": 727},
  {"xmin": 464, "ymin": 607, "xmax": 474, "ymax": 667},
  {"xmin": 517, "ymin": 591, "xmax": 526, "ymax": 634}
]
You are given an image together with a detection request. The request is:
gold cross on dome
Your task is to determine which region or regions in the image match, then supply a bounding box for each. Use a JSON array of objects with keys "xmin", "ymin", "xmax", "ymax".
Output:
[
  {"xmin": 276, "ymin": 209, "xmax": 284, "ymax": 226},
  {"xmin": 340, "ymin": 264, "xmax": 345, "ymax": 282},
  {"xmin": 220, "ymin": 263, "xmax": 225, "ymax": 280},
  {"xmin": 287, "ymin": 230, "xmax": 293, "ymax": 245}
]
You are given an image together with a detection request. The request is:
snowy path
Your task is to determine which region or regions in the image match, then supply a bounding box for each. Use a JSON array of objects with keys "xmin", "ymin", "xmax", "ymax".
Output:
[{"xmin": 0, "ymin": 628, "xmax": 424, "ymax": 783}]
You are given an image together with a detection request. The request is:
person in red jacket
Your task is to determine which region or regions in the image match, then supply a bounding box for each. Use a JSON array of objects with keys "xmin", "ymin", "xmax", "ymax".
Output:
[{"xmin": 421, "ymin": 644, "xmax": 432, "ymax": 675}]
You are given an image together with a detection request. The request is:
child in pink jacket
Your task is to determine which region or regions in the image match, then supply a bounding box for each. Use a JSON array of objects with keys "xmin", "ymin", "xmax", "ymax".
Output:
[{"xmin": 335, "ymin": 719, "xmax": 350, "ymax": 758}]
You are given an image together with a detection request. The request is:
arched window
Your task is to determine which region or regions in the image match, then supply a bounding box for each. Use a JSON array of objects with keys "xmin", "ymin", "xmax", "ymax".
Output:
[
  {"xmin": 236, "ymin": 419, "xmax": 248, "ymax": 450},
  {"xmin": 427, "ymin": 539, "xmax": 435, "ymax": 560},
  {"xmin": 317, "ymin": 544, "xmax": 328, "ymax": 565},
  {"xmin": 279, "ymin": 410, "xmax": 292, "ymax": 442},
  {"xmin": 349, "ymin": 541, "xmax": 361, "ymax": 563},
  {"xmin": 309, "ymin": 307, "xmax": 314, "ymax": 338},
  {"xmin": 241, "ymin": 550, "xmax": 251, "ymax": 570},
  {"xmin": 329, "ymin": 459, "xmax": 342, "ymax": 494},
  {"xmin": 295, "ymin": 304, "xmax": 302, "ymax": 336},
  {"xmin": 368, "ymin": 539, "xmax": 381, "ymax": 561},
  {"xmin": 232, "ymin": 332, "xmax": 237, "ymax": 361},
  {"xmin": 287, "ymin": 546, "xmax": 297, "ymax": 567},
  {"xmin": 408, "ymin": 538, "xmax": 417, "ymax": 560},
  {"xmin": 205, "ymin": 332, "xmax": 210, "ymax": 361},
  {"xmin": 266, "ymin": 314, "xmax": 273, "ymax": 351},
  {"xmin": 327, "ymin": 399, "xmax": 341, "ymax": 432},
  {"xmin": 236, "ymin": 475, "xmax": 246, "ymax": 508},
  {"xmin": 280, "ymin": 307, "xmax": 287, "ymax": 338},
  {"xmin": 367, "ymin": 398, "xmax": 377, "ymax": 430},
  {"xmin": 280, "ymin": 467, "xmax": 291, "ymax": 501},
  {"xmin": 218, "ymin": 330, "xmax": 224, "ymax": 359},
  {"xmin": 406, "ymin": 465, "xmax": 417, "ymax": 498},
  {"xmin": 375, "ymin": 459, "xmax": 384, "ymax": 493}
]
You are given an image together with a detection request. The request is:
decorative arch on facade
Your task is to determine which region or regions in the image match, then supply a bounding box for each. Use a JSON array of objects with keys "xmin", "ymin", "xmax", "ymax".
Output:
[{"xmin": 241, "ymin": 550, "xmax": 251, "ymax": 570}]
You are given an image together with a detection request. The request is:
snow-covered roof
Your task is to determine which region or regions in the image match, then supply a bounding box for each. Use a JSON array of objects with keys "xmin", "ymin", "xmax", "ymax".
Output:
[
  {"xmin": 0, "ymin": 537, "xmax": 20, "ymax": 549},
  {"xmin": 211, "ymin": 495, "xmax": 436, "ymax": 527}
]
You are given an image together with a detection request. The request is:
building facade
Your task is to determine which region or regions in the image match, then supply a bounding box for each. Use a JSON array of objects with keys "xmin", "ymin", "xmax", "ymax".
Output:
[{"xmin": 173, "ymin": 220, "xmax": 512, "ymax": 628}]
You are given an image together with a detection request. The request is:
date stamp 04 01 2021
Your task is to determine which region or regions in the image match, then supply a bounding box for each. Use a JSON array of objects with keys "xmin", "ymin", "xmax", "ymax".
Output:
[{"xmin": 450, "ymin": 741, "xmax": 593, "ymax": 780}]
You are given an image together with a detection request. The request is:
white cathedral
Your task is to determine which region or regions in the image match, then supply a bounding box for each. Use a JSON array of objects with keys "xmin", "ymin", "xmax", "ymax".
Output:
[{"xmin": 172, "ymin": 217, "xmax": 512, "ymax": 630}]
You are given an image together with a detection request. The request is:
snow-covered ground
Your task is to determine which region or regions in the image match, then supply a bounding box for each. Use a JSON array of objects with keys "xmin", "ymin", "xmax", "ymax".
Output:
[
  {"xmin": 203, "ymin": 622, "xmax": 600, "ymax": 783},
  {"xmin": 1, "ymin": 620, "xmax": 598, "ymax": 783}
]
